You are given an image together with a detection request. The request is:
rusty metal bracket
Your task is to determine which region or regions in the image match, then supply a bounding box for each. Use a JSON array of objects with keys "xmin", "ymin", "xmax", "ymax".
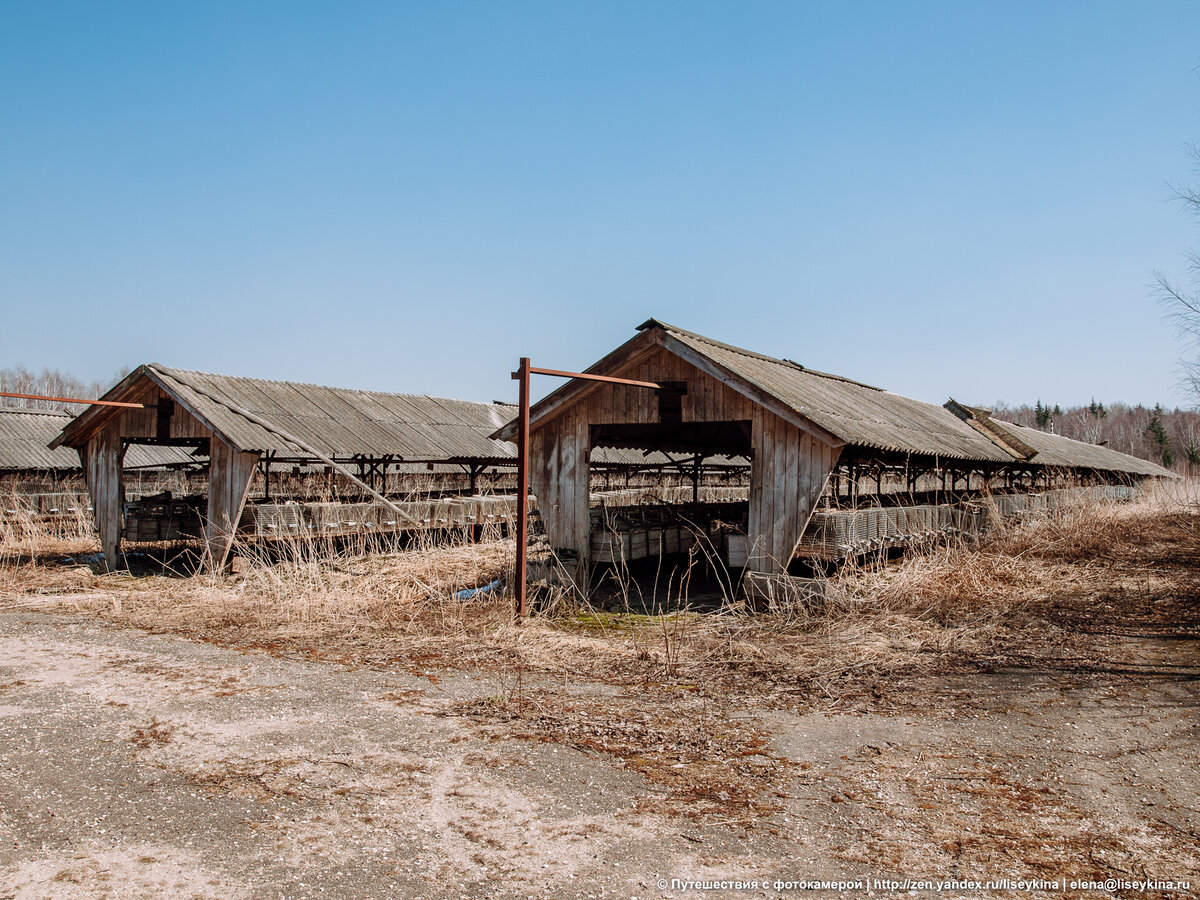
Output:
[{"xmin": 511, "ymin": 361, "xmax": 661, "ymax": 618}]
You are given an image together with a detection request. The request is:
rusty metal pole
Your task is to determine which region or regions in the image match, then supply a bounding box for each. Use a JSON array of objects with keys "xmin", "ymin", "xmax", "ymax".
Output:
[
  {"xmin": 513, "ymin": 358, "xmax": 531, "ymax": 618},
  {"xmin": 508, "ymin": 361, "xmax": 658, "ymax": 619}
]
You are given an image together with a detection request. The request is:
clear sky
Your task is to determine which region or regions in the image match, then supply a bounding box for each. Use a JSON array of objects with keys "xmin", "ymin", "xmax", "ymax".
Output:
[{"xmin": 3, "ymin": 1, "xmax": 1200, "ymax": 410}]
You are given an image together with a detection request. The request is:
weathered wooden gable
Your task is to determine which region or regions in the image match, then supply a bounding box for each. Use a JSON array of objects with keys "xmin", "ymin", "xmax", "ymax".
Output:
[{"xmin": 528, "ymin": 342, "xmax": 841, "ymax": 575}]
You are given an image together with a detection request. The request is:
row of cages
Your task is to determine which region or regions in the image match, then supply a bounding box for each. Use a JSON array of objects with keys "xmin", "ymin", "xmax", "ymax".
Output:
[
  {"xmin": 798, "ymin": 484, "xmax": 1139, "ymax": 560},
  {"xmin": 585, "ymin": 485, "xmax": 1139, "ymax": 568},
  {"xmin": 122, "ymin": 495, "xmax": 206, "ymax": 542},
  {"xmin": 3, "ymin": 490, "xmax": 92, "ymax": 520},
  {"xmin": 121, "ymin": 493, "xmax": 524, "ymax": 542},
  {"xmin": 589, "ymin": 502, "xmax": 749, "ymax": 567},
  {"xmin": 238, "ymin": 495, "xmax": 521, "ymax": 538}
]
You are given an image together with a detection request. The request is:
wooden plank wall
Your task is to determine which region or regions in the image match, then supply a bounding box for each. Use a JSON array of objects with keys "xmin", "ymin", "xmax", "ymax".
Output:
[
  {"xmin": 113, "ymin": 383, "xmax": 214, "ymax": 441},
  {"xmin": 529, "ymin": 404, "xmax": 590, "ymax": 572},
  {"xmin": 571, "ymin": 346, "xmax": 759, "ymax": 425},
  {"xmin": 529, "ymin": 345, "xmax": 840, "ymax": 578},
  {"xmin": 82, "ymin": 420, "xmax": 125, "ymax": 571},
  {"xmin": 206, "ymin": 437, "xmax": 260, "ymax": 569},
  {"xmin": 747, "ymin": 406, "xmax": 840, "ymax": 573}
]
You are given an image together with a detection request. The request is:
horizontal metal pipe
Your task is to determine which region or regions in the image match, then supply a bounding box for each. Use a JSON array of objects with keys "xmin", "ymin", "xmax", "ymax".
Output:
[
  {"xmin": 524, "ymin": 367, "xmax": 661, "ymax": 389},
  {"xmin": 0, "ymin": 391, "xmax": 144, "ymax": 409}
]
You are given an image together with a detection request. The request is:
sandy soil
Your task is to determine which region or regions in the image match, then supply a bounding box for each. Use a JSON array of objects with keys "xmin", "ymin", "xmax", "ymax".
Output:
[{"xmin": 1, "ymin": 603, "xmax": 1196, "ymax": 900}]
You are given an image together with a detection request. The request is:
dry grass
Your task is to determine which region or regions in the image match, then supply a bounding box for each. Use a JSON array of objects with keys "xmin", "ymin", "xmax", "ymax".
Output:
[
  {"xmin": 4, "ymin": 480, "xmax": 1198, "ymax": 813},
  {"xmin": 4, "ymin": 480, "xmax": 1197, "ymax": 689}
]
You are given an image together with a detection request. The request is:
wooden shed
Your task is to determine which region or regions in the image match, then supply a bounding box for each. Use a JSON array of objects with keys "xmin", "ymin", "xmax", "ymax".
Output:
[
  {"xmin": 494, "ymin": 319, "xmax": 1171, "ymax": 588},
  {"xmin": 50, "ymin": 364, "xmax": 523, "ymax": 570}
]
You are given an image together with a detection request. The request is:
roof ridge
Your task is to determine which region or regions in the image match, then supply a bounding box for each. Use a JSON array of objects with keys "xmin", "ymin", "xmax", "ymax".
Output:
[{"xmin": 638, "ymin": 318, "xmax": 884, "ymax": 392}]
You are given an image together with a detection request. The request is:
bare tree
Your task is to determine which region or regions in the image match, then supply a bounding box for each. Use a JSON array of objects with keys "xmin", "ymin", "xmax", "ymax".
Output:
[
  {"xmin": 1156, "ymin": 143, "xmax": 1200, "ymax": 399},
  {"xmin": 0, "ymin": 365, "xmax": 120, "ymax": 411}
]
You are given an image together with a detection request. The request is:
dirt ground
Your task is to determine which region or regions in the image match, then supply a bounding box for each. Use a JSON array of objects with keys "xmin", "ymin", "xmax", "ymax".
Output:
[
  {"xmin": 1, "ymin": 498, "xmax": 1199, "ymax": 898},
  {"xmin": 0, "ymin": 614, "xmax": 1196, "ymax": 899}
]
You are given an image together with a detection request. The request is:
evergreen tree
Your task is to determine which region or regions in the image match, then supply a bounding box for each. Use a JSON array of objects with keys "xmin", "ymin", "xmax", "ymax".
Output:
[
  {"xmin": 1034, "ymin": 399, "xmax": 1052, "ymax": 429},
  {"xmin": 1146, "ymin": 405, "xmax": 1174, "ymax": 468}
]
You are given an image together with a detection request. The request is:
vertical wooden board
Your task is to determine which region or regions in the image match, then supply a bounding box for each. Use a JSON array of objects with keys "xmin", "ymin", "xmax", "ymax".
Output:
[
  {"xmin": 119, "ymin": 384, "xmax": 156, "ymax": 437},
  {"xmin": 84, "ymin": 421, "xmax": 124, "ymax": 571},
  {"xmin": 206, "ymin": 440, "xmax": 258, "ymax": 570},
  {"xmin": 661, "ymin": 349, "xmax": 677, "ymax": 388},
  {"xmin": 693, "ymin": 360, "xmax": 709, "ymax": 421},
  {"xmin": 529, "ymin": 428, "xmax": 547, "ymax": 514},
  {"xmin": 747, "ymin": 408, "xmax": 771, "ymax": 572},
  {"xmin": 777, "ymin": 425, "xmax": 800, "ymax": 565},
  {"xmin": 640, "ymin": 356, "xmax": 659, "ymax": 421},
  {"xmin": 679, "ymin": 357, "xmax": 695, "ymax": 422},
  {"xmin": 570, "ymin": 409, "xmax": 591, "ymax": 558},
  {"xmin": 585, "ymin": 381, "xmax": 604, "ymax": 425},
  {"xmin": 621, "ymin": 383, "xmax": 638, "ymax": 424},
  {"xmin": 768, "ymin": 413, "xmax": 785, "ymax": 568},
  {"xmin": 768, "ymin": 412, "xmax": 788, "ymax": 567},
  {"xmin": 542, "ymin": 419, "xmax": 562, "ymax": 545},
  {"xmin": 749, "ymin": 408, "xmax": 765, "ymax": 528},
  {"xmin": 599, "ymin": 381, "xmax": 618, "ymax": 424},
  {"xmin": 206, "ymin": 440, "xmax": 229, "ymax": 564},
  {"xmin": 781, "ymin": 434, "xmax": 804, "ymax": 566},
  {"xmin": 781, "ymin": 438, "xmax": 838, "ymax": 565},
  {"xmin": 709, "ymin": 366, "xmax": 727, "ymax": 419},
  {"xmin": 558, "ymin": 406, "xmax": 577, "ymax": 551}
]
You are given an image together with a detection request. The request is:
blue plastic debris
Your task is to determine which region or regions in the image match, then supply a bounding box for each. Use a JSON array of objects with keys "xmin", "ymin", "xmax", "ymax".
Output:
[{"xmin": 453, "ymin": 578, "xmax": 503, "ymax": 602}]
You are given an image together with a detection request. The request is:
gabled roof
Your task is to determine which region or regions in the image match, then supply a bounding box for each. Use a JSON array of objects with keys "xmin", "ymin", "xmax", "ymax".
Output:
[
  {"xmin": 650, "ymin": 320, "xmax": 1014, "ymax": 462},
  {"xmin": 0, "ymin": 407, "xmax": 195, "ymax": 472},
  {"xmin": 54, "ymin": 365, "xmax": 521, "ymax": 463},
  {"xmin": 495, "ymin": 319, "xmax": 1172, "ymax": 479}
]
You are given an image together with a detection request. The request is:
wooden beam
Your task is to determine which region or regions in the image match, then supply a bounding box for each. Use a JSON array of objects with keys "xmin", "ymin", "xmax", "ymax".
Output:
[{"xmin": 82, "ymin": 421, "xmax": 125, "ymax": 572}]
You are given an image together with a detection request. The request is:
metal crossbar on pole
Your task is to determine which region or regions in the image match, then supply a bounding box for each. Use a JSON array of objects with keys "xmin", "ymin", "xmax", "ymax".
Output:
[
  {"xmin": 510, "ymin": 361, "xmax": 662, "ymax": 618},
  {"xmin": 0, "ymin": 391, "xmax": 145, "ymax": 409}
]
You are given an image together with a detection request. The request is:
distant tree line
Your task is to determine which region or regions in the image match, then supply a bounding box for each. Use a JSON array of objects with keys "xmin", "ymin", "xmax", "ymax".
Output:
[
  {"xmin": 0, "ymin": 365, "xmax": 127, "ymax": 413},
  {"xmin": 994, "ymin": 399, "xmax": 1200, "ymax": 473}
]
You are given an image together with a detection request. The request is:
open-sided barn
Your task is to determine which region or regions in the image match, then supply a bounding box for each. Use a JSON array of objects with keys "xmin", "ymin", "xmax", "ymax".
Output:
[
  {"xmin": 48, "ymin": 363, "xmax": 739, "ymax": 570},
  {"xmin": 49, "ymin": 364, "xmax": 527, "ymax": 568},
  {"xmin": 494, "ymin": 319, "xmax": 1171, "ymax": 588}
]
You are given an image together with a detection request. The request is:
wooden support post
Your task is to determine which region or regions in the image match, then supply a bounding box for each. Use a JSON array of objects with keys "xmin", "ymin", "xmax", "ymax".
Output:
[
  {"xmin": 82, "ymin": 421, "xmax": 125, "ymax": 572},
  {"xmin": 206, "ymin": 439, "xmax": 259, "ymax": 572},
  {"xmin": 262, "ymin": 452, "xmax": 272, "ymax": 501}
]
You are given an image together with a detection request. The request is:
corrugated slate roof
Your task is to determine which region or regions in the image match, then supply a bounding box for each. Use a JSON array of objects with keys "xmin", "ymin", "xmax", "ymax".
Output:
[
  {"xmin": 0, "ymin": 407, "xmax": 194, "ymax": 472},
  {"xmin": 0, "ymin": 408, "xmax": 79, "ymax": 470},
  {"xmin": 649, "ymin": 320, "xmax": 1172, "ymax": 477},
  {"xmin": 990, "ymin": 420, "xmax": 1170, "ymax": 477},
  {"xmin": 143, "ymin": 365, "xmax": 519, "ymax": 462},
  {"xmin": 501, "ymin": 319, "xmax": 1167, "ymax": 478},
  {"xmin": 657, "ymin": 323, "xmax": 1013, "ymax": 463}
]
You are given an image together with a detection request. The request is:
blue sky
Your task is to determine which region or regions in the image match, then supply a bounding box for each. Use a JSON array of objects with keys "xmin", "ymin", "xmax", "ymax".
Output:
[{"xmin": 2, "ymin": 1, "xmax": 1200, "ymax": 409}]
